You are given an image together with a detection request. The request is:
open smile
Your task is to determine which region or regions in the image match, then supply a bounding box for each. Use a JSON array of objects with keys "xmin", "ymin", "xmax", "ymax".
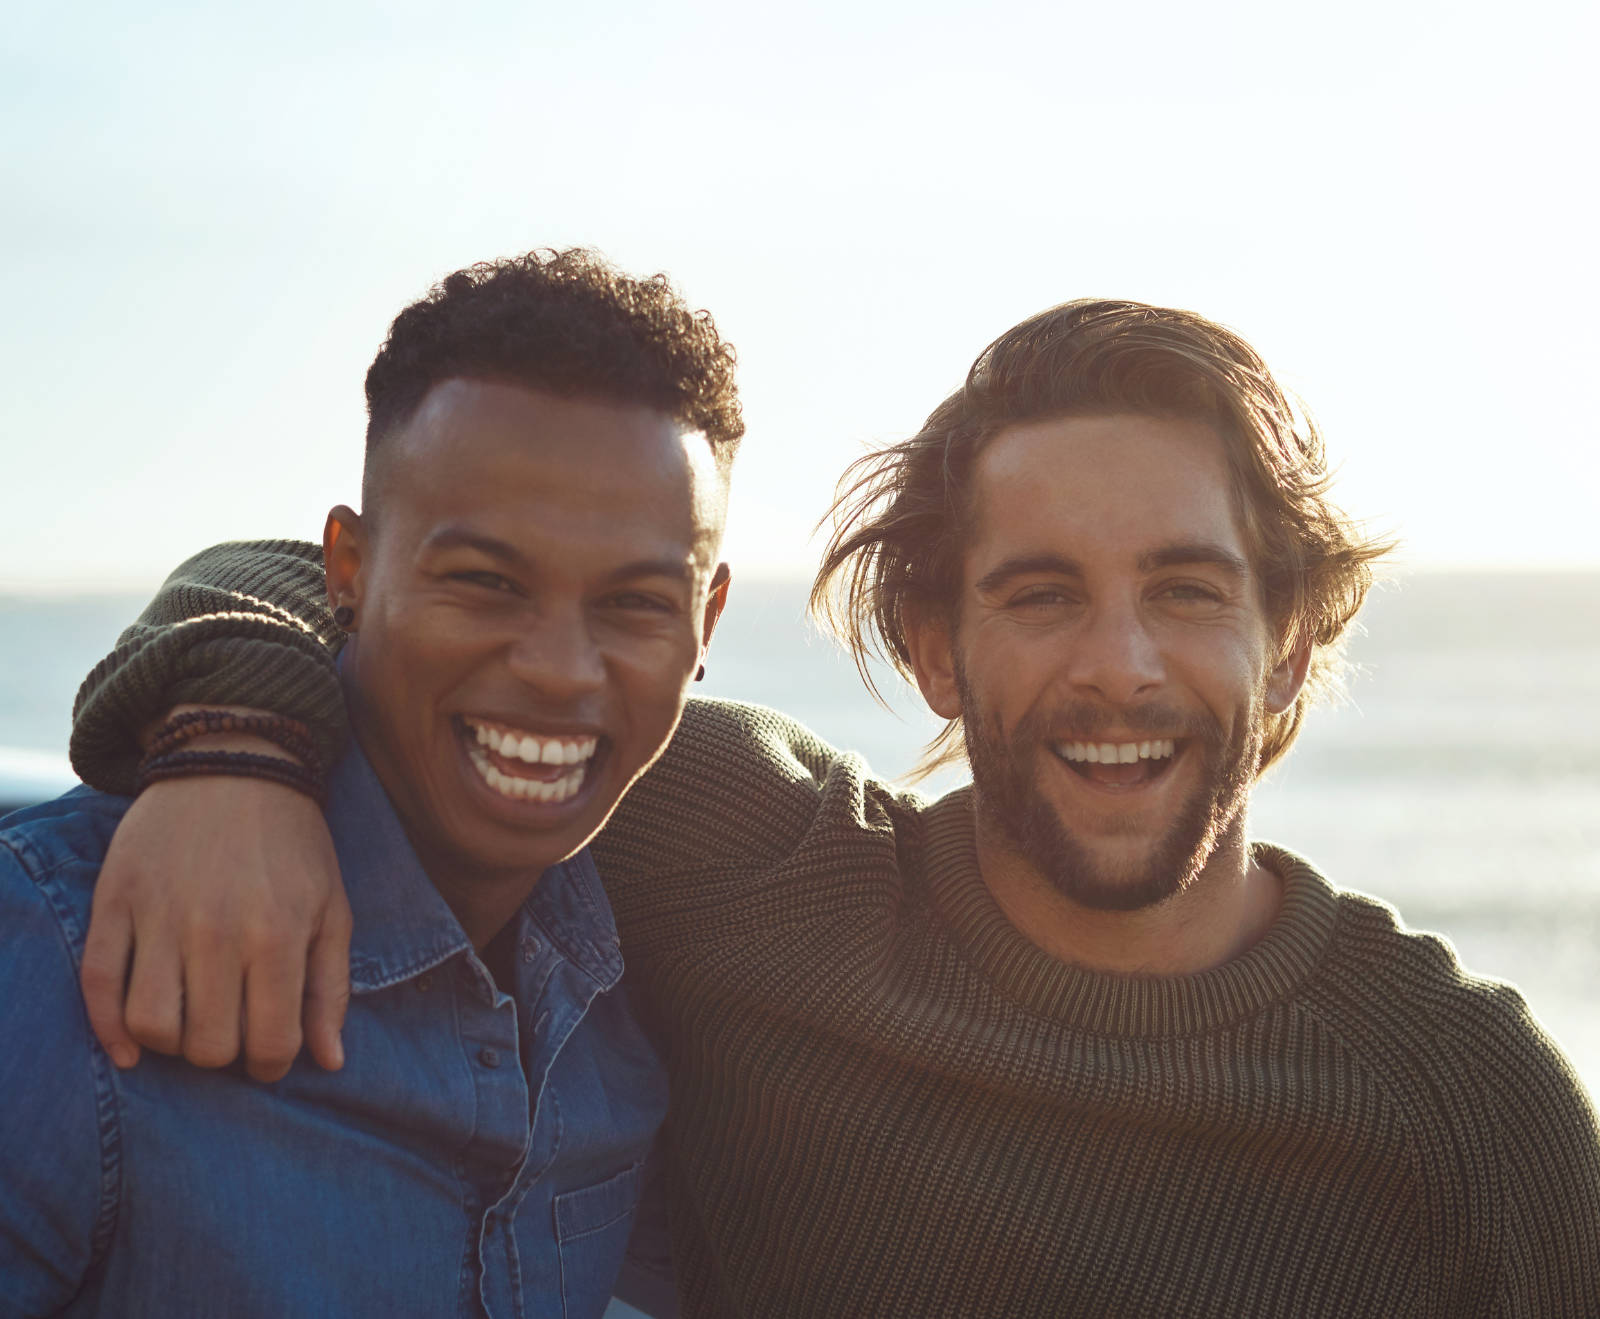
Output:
[
  {"xmin": 454, "ymin": 716, "xmax": 604, "ymax": 807},
  {"xmin": 1050, "ymin": 737, "xmax": 1186, "ymax": 791}
]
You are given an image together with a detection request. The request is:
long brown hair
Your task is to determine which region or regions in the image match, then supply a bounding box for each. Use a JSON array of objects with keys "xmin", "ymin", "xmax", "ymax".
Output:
[{"xmin": 811, "ymin": 298, "xmax": 1392, "ymax": 779}]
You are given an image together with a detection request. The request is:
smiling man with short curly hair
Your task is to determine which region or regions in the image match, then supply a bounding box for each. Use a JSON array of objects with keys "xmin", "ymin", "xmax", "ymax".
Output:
[{"xmin": 0, "ymin": 248, "xmax": 739, "ymax": 1319}]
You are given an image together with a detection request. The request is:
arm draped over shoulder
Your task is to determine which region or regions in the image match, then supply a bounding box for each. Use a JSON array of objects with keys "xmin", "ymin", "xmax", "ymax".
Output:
[{"xmin": 69, "ymin": 539, "xmax": 347, "ymax": 794}]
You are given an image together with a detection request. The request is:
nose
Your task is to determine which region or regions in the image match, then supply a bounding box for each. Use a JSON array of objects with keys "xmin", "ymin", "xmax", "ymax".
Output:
[
  {"xmin": 1063, "ymin": 596, "xmax": 1165, "ymax": 705},
  {"xmin": 504, "ymin": 606, "xmax": 606, "ymax": 702}
]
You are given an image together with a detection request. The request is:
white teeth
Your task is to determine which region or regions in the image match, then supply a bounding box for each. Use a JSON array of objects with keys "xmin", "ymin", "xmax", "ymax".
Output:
[
  {"xmin": 462, "ymin": 717, "xmax": 600, "ymax": 806},
  {"xmin": 1055, "ymin": 738, "xmax": 1179, "ymax": 764},
  {"xmin": 468, "ymin": 746, "xmax": 586, "ymax": 804},
  {"xmin": 463, "ymin": 719, "xmax": 599, "ymax": 770}
]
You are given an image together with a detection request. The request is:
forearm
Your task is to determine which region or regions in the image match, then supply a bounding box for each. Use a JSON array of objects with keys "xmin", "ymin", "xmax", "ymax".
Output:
[{"xmin": 70, "ymin": 539, "xmax": 348, "ymax": 793}]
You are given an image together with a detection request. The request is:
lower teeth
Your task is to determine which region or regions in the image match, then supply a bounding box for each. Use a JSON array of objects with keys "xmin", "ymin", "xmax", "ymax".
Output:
[{"xmin": 469, "ymin": 748, "xmax": 586, "ymax": 803}]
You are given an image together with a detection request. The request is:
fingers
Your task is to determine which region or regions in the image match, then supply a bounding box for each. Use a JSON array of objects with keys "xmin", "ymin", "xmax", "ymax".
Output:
[
  {"xmin": 302, "ymin": 899, "xmax": 352, "ymax": 1072},
  {"xmin": 122, "ymin": 925, "xmax": 185, "ymax": 1060},
  {"xmin": 179, "ymin": 930, "xmax": 243, "ymax": 1070},
  {"xmin": 241, "ymin": 945, "xmax": 308, "ymax": 1084},
  {"xmin": 80, "ymin": 895, "xmax": 140, "ymax": 1069}
]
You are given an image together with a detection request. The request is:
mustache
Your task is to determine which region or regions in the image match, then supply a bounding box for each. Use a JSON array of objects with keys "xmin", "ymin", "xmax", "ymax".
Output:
[{"xmin": 1016, "ymin": 701, "xmax": 1221, "ymax": 745}]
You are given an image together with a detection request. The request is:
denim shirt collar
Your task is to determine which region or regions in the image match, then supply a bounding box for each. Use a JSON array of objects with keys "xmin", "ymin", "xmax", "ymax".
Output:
[{"xmin": 326, "ymin": 741, "xmax": 623, "ymax": 995}]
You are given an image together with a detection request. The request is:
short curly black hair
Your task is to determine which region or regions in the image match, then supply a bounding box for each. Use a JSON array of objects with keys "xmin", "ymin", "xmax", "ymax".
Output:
[{"xmin": 363, "ymin": 247, "xmax": 742, "ymax": 495}]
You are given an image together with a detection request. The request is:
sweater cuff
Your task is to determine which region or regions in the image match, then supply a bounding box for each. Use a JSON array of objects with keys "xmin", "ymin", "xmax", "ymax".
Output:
[{"xmin": 68, "ymin": 540, "xmax": 349, "ymax": 794}]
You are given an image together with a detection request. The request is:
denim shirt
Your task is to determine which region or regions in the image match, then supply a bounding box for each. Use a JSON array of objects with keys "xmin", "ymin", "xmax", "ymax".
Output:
[{"xmin": 0, "ymin": 745, "xmax": 668, "ymax": 1319}]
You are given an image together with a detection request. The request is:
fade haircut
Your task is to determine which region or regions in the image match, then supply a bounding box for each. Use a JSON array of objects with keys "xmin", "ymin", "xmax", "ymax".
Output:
[
  {"xmin": 362, "ymin": 247, "xmax": 743, "ymax": 507},
  {"xmin": 813, "ymin": 298, "xmax": 1392, "ymax": 779}
]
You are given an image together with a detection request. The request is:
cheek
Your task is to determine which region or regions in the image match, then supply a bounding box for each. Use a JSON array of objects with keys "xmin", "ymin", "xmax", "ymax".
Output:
[
  {"xmin": 963, "ymin": 623, "xmax": 1067, "ymax": 705},
  {"xmin": 610, "ymin": 647, "xmax": 696, "ymax": 737},
  {"xmin": 1172, "ymin": 633, "xmax": 1274, "ymax": 714}
]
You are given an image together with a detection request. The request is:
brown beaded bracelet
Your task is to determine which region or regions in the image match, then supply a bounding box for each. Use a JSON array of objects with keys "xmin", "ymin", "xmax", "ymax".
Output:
[
  {"xmin": 136, "ymin": 749, "xmax": 328, "ymax": 809},
  {"xmin": 145, "ymin": 709, "xmax": 323, "ymax": 776}
]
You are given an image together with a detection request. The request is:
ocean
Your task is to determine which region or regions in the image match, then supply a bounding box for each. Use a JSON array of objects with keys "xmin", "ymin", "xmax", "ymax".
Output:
[{"xmin": 2, "ymin": 571, "xmax": 1596, "ymax": 1097}]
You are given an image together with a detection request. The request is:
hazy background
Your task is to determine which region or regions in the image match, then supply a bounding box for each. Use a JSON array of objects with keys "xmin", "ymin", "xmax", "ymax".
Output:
[
  {"xmin": 3, "ymin": 0, "xmax": 1597, "ymax": 588},
  {"xmin": 3, "ymin": 0, "xmax": 1595, "ymax": 1109}
]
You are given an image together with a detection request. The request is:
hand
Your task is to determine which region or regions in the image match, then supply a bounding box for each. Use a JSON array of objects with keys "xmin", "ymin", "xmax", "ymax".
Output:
[{"xmin": 79, "ymin": 773, "xmax": 352, "ymax": 1082}]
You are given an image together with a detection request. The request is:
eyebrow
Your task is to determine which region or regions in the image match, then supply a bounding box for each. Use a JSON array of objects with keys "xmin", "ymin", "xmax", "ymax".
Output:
[
  {"xmin": 421, "ymin": 525, "xmax": 697, "ymax": 584},
  {"xmin": 974, "ymin": 542, "xmax": 1251, "ymax": 595},
  {"xmin": 1137, "ymin": 542, "xmax": 1251, "ymax": 579},
  {"xmin": 422, "ymin": 526, "xmax": 531, "ymax": 571},
  {"xmin": 975, "ymin": 553, "xmax": 1082, "ymax": 596}
]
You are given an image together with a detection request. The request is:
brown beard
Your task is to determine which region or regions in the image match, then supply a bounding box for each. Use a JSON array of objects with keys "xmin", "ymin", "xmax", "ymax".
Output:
[{"xmin": 956, "ymin": 662, "xmax": 1260, "ymax": 912}]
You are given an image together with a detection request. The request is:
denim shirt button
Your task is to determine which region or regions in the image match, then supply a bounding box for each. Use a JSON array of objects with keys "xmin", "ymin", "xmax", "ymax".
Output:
[
  {"xmin": 415, "ymin": 974, "xmax": 433, "ymax": 993},
  {"xmin": 478, "ymin": 1047, "xmax": 501, "ymax": 1069}
]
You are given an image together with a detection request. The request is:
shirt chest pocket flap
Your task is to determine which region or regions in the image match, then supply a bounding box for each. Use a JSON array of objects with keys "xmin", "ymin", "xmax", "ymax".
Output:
[{"xmin": 555, "ymin": 1161, "xmax": 645, "ymax": 1307}]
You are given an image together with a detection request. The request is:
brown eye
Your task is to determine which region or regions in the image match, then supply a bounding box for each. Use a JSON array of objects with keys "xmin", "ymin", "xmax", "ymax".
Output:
[
  {"xmin": 1011, "ymin": 587, "xmax": 1073, "ymax": 609},
  {"xmin": 1158, "ymin": 582, "xmax": 1223, "ymax": 603},
  {"xmin": 605, "ymin": 591, "xmax": 676, "ymax": 614},
  {"xmin": 453, "ymin": 571, "xmax": 516, "ymax": 593}
]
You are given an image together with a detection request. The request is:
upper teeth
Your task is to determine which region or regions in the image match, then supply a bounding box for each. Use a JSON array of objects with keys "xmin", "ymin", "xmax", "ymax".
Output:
[
  {"xmin": 466, "ymin": 720, "xmax": 597, "ymax": 766},
  {"xmin": 1057, "ymin": 739, "xmax": 1177, "ymax": 764}
]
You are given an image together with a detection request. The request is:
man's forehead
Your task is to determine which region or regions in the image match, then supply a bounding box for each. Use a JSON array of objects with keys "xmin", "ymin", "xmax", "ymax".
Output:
[
  {"xmin": 969, "ymin": 412, "xmax": 1245, "ymax": 551},
  {"xmin": 371, "ymin": 379, "xmax": 726, "ymax": 562}
]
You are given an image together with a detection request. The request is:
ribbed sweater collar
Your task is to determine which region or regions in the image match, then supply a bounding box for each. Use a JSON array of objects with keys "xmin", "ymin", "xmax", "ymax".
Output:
[{"xmin": 921, "ymin": 787, "xmax": 1340, "ymax": 1038}]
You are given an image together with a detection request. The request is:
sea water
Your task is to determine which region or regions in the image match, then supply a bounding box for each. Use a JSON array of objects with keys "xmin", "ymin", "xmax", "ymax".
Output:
[{"xmin": 2, "ymin": 572, "xmax": 1596, "ymax": 1096}]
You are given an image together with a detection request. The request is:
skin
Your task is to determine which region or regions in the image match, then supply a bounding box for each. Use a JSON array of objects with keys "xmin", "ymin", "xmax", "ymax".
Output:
[
  {"xmin": 906, "ymin": 413, "xmax": 1310, "ymax": 976},
  {"xmin": 80, "ymin": 378, "xmax": 728, "ymax": 1078}
]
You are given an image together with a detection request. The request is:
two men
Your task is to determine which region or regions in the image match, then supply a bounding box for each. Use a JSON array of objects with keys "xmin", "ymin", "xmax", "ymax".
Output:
[
  {"xmin": 27, "ymin": 288, "xmax": 1600, "ymax": 1314},
  {"xmin": 0, "ymin": 250, "xmax": 738, "ymax": 1316}
]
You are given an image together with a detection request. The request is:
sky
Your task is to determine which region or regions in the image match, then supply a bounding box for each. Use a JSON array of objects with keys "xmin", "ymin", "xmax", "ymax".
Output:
[{"xmin": 4, "ymin": 0, "xmax": 1596, "ymax": 592}]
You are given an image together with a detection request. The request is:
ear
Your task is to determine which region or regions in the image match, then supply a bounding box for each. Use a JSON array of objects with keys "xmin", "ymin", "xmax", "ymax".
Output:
[
  {"xmin": 700, "ymin": 562, "xmax": 731, "ymax": 656},
  {"xmin": 904, "ymin": 603, "xmax": 963, "ymax": 721},
  {"xmin": 1264, "ymin": 633, "xmax": 1313, "ymax": 714},
  {"xmin": 323, "ymin": 505, "xmax": 367, "ymax": 620}
]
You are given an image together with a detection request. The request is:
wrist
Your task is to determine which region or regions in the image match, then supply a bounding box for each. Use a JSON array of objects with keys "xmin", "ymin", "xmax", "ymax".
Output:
[
  {"xmin": 141, "ymin": 705, "xmax": 312, "ymax": 765},
  {"xmin": 135, "ymin": 706, "xmax": 327, "ymax": 807}
]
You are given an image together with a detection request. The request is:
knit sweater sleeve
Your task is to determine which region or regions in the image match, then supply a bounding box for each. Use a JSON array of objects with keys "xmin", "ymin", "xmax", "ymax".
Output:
[
  {"xmin": 68, "ymin": 539, "xmax": 346, "ymax": 795},
  {"xmin": 1477, "ymin": 987, "xmax": 1600, "ymax": 1315},
  {"xmin": 592, "ymin": 698, "xmax": 858, "ymax": 880}
]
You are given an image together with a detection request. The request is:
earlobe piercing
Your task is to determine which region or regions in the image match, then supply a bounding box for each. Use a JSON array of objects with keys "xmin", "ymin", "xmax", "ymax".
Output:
[{"xmin": 333, "ymin": 605, "xmax": 356, "ymax": 630}]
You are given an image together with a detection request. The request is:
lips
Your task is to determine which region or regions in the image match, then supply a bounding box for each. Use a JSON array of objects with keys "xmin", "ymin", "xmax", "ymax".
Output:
[
  {"xmin": 1050, "ymin": 737, "xmax": 1186, "ymax": 789},
  {"xmin": 457, "ymin": 716, "xmax": 603, "ymax": 806}
]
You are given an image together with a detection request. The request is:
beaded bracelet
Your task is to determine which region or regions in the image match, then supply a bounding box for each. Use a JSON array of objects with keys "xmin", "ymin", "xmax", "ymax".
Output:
[
  {"xmin": 136, "ymin": 749, "xmax": 328, "ymax": 808},
  {"xmin": 145, "ymin": 709, "xmax": 323, "ymax": 776}
]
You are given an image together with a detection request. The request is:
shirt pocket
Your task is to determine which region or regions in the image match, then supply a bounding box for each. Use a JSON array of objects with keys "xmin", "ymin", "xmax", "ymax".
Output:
[{"xmin": 555, "ymin": 1160, "xmax": 644, "ymax": 1318}]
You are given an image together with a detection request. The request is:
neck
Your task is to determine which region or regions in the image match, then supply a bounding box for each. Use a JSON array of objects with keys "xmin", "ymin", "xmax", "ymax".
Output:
[
  {"xmin": 415, "ymin": 855, "xmax": 538, "ymax": 950},
  {"xmin": 975, "ymin": 811, "xmax": 1282, "ymax": 976}
]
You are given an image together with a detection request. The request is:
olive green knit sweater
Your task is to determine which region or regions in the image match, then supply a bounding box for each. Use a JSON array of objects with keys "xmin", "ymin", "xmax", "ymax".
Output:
[{"xmin": 72, "ymin": 541, "xmax": 1600, "ymax": 1317}]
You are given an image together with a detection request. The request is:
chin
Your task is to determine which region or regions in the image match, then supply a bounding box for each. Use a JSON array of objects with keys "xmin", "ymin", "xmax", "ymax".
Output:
[{"xmin": 1040, "ymin": 841, "xmax": 1197, "ymax": 912}]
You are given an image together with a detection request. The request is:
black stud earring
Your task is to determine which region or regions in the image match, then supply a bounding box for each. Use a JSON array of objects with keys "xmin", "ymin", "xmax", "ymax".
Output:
[
  {"xmin": 695, "ymin": 664, "xmax": 706, "ymax": 682},
  {"xmin": 333, "ymin": 605, "xmax": 356, "ymax": 629}
]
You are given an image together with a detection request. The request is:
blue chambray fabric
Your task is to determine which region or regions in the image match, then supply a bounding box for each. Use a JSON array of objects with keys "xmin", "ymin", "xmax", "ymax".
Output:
[{"xmin": 0, "ymin": 743, "xmax": 668, "ymax": 1319}]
